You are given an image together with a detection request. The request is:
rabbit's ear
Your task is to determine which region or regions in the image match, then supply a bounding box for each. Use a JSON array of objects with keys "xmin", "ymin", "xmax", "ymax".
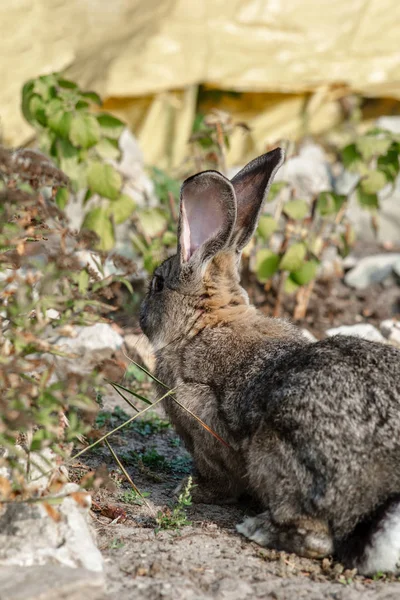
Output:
[
  {"xmin": 178, "ymin": 170, "xmax": 237, "ymax": 264},
  {"xmin": 231, "ymin": 148, "xmax": 284, "ymax": 250}
]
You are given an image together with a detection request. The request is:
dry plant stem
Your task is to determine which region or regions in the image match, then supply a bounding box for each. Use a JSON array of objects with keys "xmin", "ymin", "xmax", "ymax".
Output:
[
  {"xmin": 104, "ymin": 439, "xmax": 155, "ymax": 515},
  {"xmin": 293, "ymin": 281, "xmax": 316, "ymax": 321},
  {"xmin": 168, "ymin": 191, "xmax": 177, "ymax": 222},
  {"xmin": 215, "ymin": 121, "xmax": 227, "ymax": 176},
  {"xmin": 273, "ymin": 271, "xmax": 288, "ymax": 318}
]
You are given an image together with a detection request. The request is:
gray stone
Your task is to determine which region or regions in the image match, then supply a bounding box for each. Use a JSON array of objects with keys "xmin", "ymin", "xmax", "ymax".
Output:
[
  {"xmin": 344, "ymin": 253, "xmax": 400, "ymax": 289},
  {"xmin": 0, "ymin": 484, "xmax": 103, "ymax": 574},
  {"xmin": 54, "ymin": 323, "xmax": 124, "ymax": 375},
  {"xmin": 0, "ymin": 565, "xmax": 105, "ymax": 600},
  {"xmin": 380, "ymin": 319, "xmax": 400, "ymax": 346},
  {"xmin": 326, "ymin": 323, "xmax": 385, "ymax": 343}
]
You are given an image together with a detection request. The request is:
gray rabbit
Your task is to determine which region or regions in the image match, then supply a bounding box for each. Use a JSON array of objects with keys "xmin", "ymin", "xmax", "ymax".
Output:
[{"xmin": 140, "ymin": 149, "xmax": 400, "ymax": 574}]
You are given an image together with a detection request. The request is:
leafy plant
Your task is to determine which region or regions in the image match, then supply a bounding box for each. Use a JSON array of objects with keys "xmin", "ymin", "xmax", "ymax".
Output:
[
  {"xmin": 0, "ymin": 146, "xmax": 136, "ymax": 502},
  {"xmin": 249, "ymin": 180, "xmax": 350, "ymax": 318},
  {"xmin": 155, "ymin": 476, "xmax": 193, "ymax": 532},
  {"xmin": 21, "ymin": 73, "xmax": 132, "ymax": 250},
  {"xmin": 120, "ymin": 488, "xmax": 150, "ymax": 506},
  {"xmin": 341, "ymin": 127, "xmax": 400, "ymax": 231}
]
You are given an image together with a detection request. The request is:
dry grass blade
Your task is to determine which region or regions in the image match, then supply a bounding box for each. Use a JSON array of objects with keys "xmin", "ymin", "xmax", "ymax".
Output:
[
  {"xmin": 70, "ymin": 387, "xmax": 178, "ymax": 462},
  {"xmin": 122, "ymin": 349, "xmax": 168, "ymax": 389},
  {"xmin": 106, "ymin": 380, "xmax": 140, "ymax": 412},
  {"xmin": 121, "ymin": 357, "xmax": 231, "ymax": 449},
  {"xmin": 105, "ymin": 378, "xmax": 153, "ymax": 405},
  {"xmin": 171, "ymin": 397, "xmax": 231, "ymax": 449},
  {"xmin": 104, "ymin": 439, "xmax": 155, "ymax": 515}
]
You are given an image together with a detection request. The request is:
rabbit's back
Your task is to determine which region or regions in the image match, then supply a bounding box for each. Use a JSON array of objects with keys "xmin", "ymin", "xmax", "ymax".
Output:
[{"xmin": 228, "ymin": 335, "xmax": 400, "ymax": 539}]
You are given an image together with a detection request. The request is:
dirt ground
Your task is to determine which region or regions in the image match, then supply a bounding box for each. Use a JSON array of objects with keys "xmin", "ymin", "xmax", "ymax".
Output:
[
  {"xmin": 79, "ymin": 248, "xmax": 400, "ymax": 600},
  {"xmin": 77, "ymin": 398, "xmax": 400, "ymax": 600}
]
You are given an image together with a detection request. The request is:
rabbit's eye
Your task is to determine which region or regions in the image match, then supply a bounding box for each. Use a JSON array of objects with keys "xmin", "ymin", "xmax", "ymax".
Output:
[{"xmin": 151, "ymin": 275, "xmax": 164, "ymax": 294}]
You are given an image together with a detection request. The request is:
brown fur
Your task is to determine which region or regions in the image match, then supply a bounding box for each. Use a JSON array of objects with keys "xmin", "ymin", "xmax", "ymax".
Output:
[{"xmin": 140, "ymin": 150, "xmax": 400, "ymax": 572}]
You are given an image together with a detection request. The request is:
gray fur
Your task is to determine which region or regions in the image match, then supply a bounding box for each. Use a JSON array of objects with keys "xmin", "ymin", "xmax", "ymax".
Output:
[{"xmin": 140, "ymin": 149, "xmax": 400, "ymax": 570}]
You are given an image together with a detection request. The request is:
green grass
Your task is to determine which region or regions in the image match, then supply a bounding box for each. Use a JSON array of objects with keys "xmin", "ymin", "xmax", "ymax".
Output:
[{"xmin": 156, "ymin": 476, "xmax": 193, "ymax": 532}]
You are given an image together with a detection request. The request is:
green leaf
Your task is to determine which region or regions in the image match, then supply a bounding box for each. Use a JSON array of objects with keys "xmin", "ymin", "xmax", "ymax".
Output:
[
  {"xmin": 290, "ymin": 260, "xmax": 319, "ymax": 285},
  {"xmin": 57, "ymin": 78, "xmax": 78, "ymax": 90},
  {"xmin": 283, "ymin": 199, "xmax": 309, "ymax": 220},
  {"xmin": 29, "ymin": 95, "xmax": 47, "ymax": 126},
  {"xmin": 96, "ymin": 113, "xmax": 125, "ymax": 139},
  {"xmin": 284, "ymin": 276, "xmax": 300, "ymax": 294},
  {"xmin": 75, "ymin": 100, "xmax": 90, "ymax": 111},
  {"xmin": 162, "ymin": 231, "xmax": 177, "ymax": 246},
  {"xmin": 255, "ymin": 249, "xmax": 280, "ymax": 282},
  {"xmin": 48, "ymin": 110, "xmax": 73, "ymax": 138},
  {"xmin": 377, "ymin": 148, "xmax": 400, "ymax": 182},
  {"xmin": 59, "ymin": 156, "xmax": 87, "ymax": 192},
  {"xmin": 45, "ymin": 98, "xmax": 64, "ymax": 117},
  {"xmin": 317, "ymin": 192, "xmax": 346, "ymax": 216},
  {"xmin": 107, "ymin": 194, "xmax": 136, "ymax": 224},
  {"xmin": 69, "ymin": 113, "xmax": 100, "ymax": 148},
  {"xmin": 95, "ymin": 138, "xmax": 121, "ymax": 161},
  {"xmin": 356, "ymin": 135, "xmax": 392, "ymax": 162},
  {"xmin": 87, "ymin": 161, "xmax": 122, "ymax": 200},
  {"xmin": 81, "ymin": 91, "xmax": 102, "ymax": 106},
  {"xmin": 341, "ymin": 143, "xmax": 369, "ymax": 175},
  {"xmin": 279, "ymin": 242, "xmax": 306, "ymax": 272},
  {"xmin": 55, "ymin": 187, "xmax": 69, "ymax": 210},
  {"xmin": 257, "ymin": 215, "xmax": 278, "ymax": 240},
  {"xmin": 360, "ymin": 170, "xmax": 387, "ymax": 195},
  {"xmin": 33, "ymin": 75, "xmax": 57, "ymax": 101},
  {"xmin": 137, "ymin": 208, "xmax": 168, "ymax": 237},
  {"xmin": 82, "ymin": 207, "xmax": 115, "ymax": 250},
  {"xmin": 78, "ymin": 270, "xmax": 89, "ymax": 294},
  {"xmin": 21, "ymin": 80, "xmax": 35, "ymax": 122},
  {"xmin": 356, "ymin": 189, "xmax": 379, "ymax": 211},
  {"xmin": 341, "ymin": 144, "xmax": 361, "ymax": 169}
]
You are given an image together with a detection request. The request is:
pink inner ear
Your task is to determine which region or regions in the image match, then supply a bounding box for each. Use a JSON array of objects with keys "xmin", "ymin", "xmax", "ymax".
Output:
[
  {"xmin": 181, "ymin": 201, "xmax": 191, "ymax": 262},
  {"xmin": 181, "ymin": 195, "xmax": 224, "ymax": 261}
]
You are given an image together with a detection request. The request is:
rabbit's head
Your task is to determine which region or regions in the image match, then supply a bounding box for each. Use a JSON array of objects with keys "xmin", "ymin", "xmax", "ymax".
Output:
[{"xmin": 140, "ymin": 149, "xmax": 284, "ymax": 350}]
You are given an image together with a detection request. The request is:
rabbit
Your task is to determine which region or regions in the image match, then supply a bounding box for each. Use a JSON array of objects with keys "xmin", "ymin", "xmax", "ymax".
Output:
[{"xmin": 140, "ymin": 148, "xmax": 400, "ymax": 575}]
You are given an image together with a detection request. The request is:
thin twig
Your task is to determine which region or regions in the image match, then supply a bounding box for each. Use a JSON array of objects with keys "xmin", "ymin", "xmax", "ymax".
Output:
[{"xmin": 104, "ymin": 439, "xmax": 155, "ymax": 515}]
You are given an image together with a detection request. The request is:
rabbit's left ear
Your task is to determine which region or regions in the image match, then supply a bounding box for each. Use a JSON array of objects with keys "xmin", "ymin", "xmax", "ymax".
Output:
[{"xmin": 231, "ymin": 148, "xmax": 284, "ymax": 250}]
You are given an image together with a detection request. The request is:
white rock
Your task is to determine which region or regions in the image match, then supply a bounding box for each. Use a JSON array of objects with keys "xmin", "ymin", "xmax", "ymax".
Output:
[
  {"xmin": 54, "ymin": 323, "xmax": 123, "ymax": 375},
  {"xmin": 380, "ymin": 319, "xmax": 400, "ymax": 346},
  {"xmin": 301, "ymin": 329, "xmax": 317, "ymax": 343},
  {"xmin": 344, "ymin": 254, "xmax": 400, "ymax": 289},
  {"xmin": 0, "ymin": 565, "xmax": 106, "ymax": 600},
  {"xmin": 326, "ymin": 323, "xmax": 385, "ymax": 343},
  {"xmin": 0, "ymin": 483, "xmax": 103, "ymax": 574},
  {"xmin": 277, "ymin": 142, "xmax": 332, "ymax": 200},
  {"xmin": 376, "ymin": 116, "xmax": 400, "ymax": 134}
]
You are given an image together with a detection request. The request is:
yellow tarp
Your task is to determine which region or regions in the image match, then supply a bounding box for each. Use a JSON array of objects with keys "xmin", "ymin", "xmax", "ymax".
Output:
[{"xmin": 2, "ymin": 0, "xmax": 400, "ymax": 166}]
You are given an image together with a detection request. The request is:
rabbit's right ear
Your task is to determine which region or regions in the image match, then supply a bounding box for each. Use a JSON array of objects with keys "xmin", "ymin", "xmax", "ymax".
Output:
[{"xmin": 178, "ymin": 171, "xmax": 237, "ymax": 265}]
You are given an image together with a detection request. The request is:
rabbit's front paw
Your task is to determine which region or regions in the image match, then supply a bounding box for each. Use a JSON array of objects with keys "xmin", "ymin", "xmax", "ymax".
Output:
[{"xmin": 237, "ymin": 512, "xmax": 333, "ymax": 559}]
